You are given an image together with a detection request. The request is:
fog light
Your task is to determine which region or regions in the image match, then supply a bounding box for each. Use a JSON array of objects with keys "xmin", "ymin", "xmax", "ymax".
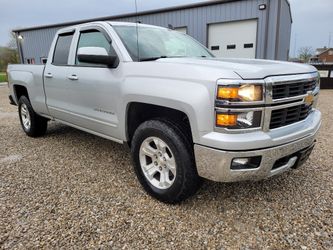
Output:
[{"xmin": 231, "ymin": 156, "xmax": 262, "ymax": 170}]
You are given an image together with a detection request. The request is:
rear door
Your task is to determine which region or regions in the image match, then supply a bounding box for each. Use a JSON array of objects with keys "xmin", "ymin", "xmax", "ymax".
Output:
[{"xmin": 44, "ymin": 31, "xmax": 76, "ymax": 121}]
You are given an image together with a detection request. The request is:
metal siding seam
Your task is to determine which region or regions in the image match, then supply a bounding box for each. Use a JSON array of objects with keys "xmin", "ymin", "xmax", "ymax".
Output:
[
  {"xmin": 275, "ymin": 0, "xmax": 282, "ymax": 59},
  {"xmin": 264, "ymin": 0, "xmax": 270, "ymax": 59}
]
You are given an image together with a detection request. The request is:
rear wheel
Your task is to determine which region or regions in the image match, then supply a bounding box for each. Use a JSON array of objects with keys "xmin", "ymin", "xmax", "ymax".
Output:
[
  {"xmin": 131, "ymin": 119, "xmax": 201, "ymax": 204},
  {"xmin": 18, "ymin": 96, "xmax": 48, "ymax": 137}
]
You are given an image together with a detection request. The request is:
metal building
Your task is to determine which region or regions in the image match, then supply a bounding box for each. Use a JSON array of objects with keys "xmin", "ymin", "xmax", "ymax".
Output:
[{"xmin": 13, "ymin": 0, "xmax": 292, "ymax": 65}]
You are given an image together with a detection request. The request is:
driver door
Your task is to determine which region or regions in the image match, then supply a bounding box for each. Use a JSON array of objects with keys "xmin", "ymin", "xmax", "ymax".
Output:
[{"xmin": 61, "ymin": 27, "xmax": 122, "ymax": 139}]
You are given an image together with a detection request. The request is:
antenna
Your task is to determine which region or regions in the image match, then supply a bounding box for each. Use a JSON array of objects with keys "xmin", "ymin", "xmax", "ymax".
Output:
[{"xmin": 135, "ymin": 0, "xmax": 140, "ymax": 61}]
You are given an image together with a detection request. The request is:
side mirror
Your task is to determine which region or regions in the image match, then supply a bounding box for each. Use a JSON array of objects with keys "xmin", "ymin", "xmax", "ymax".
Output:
[{"xmin": 77, "ymin": 47, "xmax": 119, "ymax": 68}]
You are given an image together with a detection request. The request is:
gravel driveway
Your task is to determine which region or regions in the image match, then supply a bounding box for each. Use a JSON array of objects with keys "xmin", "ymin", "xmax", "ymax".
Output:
[{"xmin": 0, "ymin": 85, "xmax": 332, "ymax": 249}]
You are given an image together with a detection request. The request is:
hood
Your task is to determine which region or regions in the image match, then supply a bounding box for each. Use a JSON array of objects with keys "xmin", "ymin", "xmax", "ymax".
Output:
[{"xmin": 155, "ymin": 57, "xmax": 317, "ymax": 79}]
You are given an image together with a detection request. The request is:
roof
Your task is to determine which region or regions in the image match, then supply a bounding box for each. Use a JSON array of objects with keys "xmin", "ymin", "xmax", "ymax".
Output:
[
  {"xmin": 316, "ymin": 48, "xmax": 328, "ymax": 54},
  {"xmin": 316, "ymin": 48, "xmax": 333, "ymax": 56},
  {"xmin": 13, "ymin": 0, "xmax": 236, "ymax": 33},
  {"xmin": 55, "ymin": 21, "xmax": 169, "ymax": 34}
]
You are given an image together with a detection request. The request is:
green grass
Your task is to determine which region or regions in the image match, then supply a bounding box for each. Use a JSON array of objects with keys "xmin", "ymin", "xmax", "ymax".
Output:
[{"xmin": 0, "ymin": 72, "xmax": 7, "ymax": 82}]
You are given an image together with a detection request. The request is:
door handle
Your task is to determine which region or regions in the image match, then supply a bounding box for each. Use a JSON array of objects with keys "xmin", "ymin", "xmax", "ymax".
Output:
[
  {"xmin": 45, "ymin": 73, "xmax": 53, "ymax": 78},
  {"xmin": 68, "ymin": 74, "xmax": 79, "ymax": 81}
]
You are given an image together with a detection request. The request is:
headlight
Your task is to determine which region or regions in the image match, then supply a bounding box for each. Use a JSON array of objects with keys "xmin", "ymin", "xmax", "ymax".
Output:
[
  {"xmin": 216, "ymin": 111, "xmax": 262, "ymax": 129},
  {"xmin": 217, "ymin": 84, "xmax": 263, "ymax": 102}
]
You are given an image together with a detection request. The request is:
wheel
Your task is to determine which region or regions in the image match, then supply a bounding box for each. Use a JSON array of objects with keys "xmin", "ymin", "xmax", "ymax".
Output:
[
  {"xmin": 131, "ymin": 119, "xmax": 201, "ymax": 204},
  {"xmin": 18, "ymin": 96, "xmax": 48, "ymax": 137}
]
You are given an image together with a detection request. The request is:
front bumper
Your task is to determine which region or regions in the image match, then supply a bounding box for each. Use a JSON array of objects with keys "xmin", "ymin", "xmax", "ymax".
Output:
[{"xmin": 194, "ymin": 120, "xmax": 320, "ymax": 182}]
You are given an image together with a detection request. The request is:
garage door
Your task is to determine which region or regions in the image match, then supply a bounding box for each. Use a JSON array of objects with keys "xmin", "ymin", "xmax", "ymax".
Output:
[
  {"xmin": 174, "ymin": 27, "xmax": 187, "ymax": 34},
  {"xmin": 208, "ymin": 19, "xmax": 257, "ymax": 58}
]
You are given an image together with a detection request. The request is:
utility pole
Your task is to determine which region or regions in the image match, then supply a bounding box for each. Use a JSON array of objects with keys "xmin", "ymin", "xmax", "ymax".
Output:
[{"xmin": 329, "ymin": 32, "xmax": 333, "ymax": 48}]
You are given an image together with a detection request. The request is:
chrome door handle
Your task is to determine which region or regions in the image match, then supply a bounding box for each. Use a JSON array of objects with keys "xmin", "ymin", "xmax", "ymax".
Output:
[
  {"xmin": 68, "ymin": 74, "xmax": 78, "ymax": 81},
  {"xmin": 45, "ymin": 73, "xmax": 53, "ymax": 78}
]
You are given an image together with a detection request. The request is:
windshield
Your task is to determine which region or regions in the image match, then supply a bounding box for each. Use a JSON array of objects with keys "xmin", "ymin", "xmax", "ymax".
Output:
[{"xmin": 113, "ymin": 25, "xmax": 214, "ymax": 61}]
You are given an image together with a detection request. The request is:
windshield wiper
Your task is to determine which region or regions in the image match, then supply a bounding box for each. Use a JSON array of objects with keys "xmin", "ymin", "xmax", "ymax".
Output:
[
  {"xmin": 139, "ymin": 55, "xmax": 208, "ymax": 61},
  {"xmin": 139, "ymin": 56, "xmax": 168, "ymax": 62}
]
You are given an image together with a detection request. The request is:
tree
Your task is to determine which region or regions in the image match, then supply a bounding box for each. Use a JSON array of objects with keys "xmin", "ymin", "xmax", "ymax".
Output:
[
  {"xmin": 0, "ymin": 47, "xmax": 20, "ymax": 71},
  {"xmin": 0, "ymin": 32, "xmax": 20, "ymax": 72},
  {"xmin": 298, "ymin": 46, "xmax": 314, "ymax": 63},
  {"xmin": 7, "ymin": 32, "xmax": 18, "ymax": 49}
]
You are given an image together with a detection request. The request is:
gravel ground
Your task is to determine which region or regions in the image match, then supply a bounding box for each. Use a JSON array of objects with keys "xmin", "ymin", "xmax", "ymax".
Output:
[{"xmin": 0, "ymin": 85, "xmax": 332, "ymax": 249}]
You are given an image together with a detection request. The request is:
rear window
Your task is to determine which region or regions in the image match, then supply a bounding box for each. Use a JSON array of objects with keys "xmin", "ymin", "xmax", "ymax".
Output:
[{"xmin": 53, "ymin": 32, "xmax": 74, "ymax": 65}]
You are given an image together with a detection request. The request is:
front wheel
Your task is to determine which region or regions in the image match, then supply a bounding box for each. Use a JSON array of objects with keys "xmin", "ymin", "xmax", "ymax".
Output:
[{"xmin": 131, "ymin": 119, "xmax": 201, "ymax": 204}]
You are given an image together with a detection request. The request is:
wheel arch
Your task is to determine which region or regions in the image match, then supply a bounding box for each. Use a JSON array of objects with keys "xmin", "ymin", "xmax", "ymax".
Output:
[
  {"xmin": 125, "ymin": 102, "xmax": 194, "ymax": 146},
  {"xmin": 13, "ymin": 84, "xmax": 30, "ymax": 103}
]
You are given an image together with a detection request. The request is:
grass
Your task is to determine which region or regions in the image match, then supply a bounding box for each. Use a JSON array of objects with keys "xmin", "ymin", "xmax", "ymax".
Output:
[{"xmin": 0, "ymin": 72, "xmax": 7, "ymax": 82}]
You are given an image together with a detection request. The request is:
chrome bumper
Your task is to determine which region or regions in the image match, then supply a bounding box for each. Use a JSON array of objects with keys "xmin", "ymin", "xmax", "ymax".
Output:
[{"xmin": 194, "ymin": 127, "xmax": 320, "ymax": 182}]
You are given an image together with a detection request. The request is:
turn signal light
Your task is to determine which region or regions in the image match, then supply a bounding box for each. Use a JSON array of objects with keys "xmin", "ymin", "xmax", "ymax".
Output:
[
  {"xmin": 217, "ymin": 87, "xmax": 239, "ymax": 99},
  {"xmin": 216, "ymin": 114, "xmax": 237, "ymax": 127},
  {"xmin": 216, "ymin": 111, "xmax": 262, "ymax": 129}
]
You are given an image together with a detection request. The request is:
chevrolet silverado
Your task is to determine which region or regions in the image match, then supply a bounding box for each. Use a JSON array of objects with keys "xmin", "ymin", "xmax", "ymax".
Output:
[{"xmin": 7, "ymin": 22, "xmax": 321, "ymax": 203}]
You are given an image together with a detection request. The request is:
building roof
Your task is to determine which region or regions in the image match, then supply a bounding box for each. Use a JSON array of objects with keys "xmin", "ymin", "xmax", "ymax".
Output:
[
  {"xmin": 317, "ymin": 48, "xmax": 333, "ymax": 56},
  {"xmin": 316, "ymin": 47, "xmax": 328, "ymax": 55},
  {"xmin": 13, "ymin": 0, "xmax": 236, "ymax": 33}
]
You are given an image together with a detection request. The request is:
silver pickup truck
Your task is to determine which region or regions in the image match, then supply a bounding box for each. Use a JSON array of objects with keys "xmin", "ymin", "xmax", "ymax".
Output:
[{"xmin": 7, "ymin": 21, "xmax": 321, "ymax": 203}]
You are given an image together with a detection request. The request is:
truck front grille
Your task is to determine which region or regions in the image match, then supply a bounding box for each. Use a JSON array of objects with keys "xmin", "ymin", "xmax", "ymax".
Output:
[
  {"xmin": 270, "ymin": 104, "xmax": 312, "ymax": 129},
  {"xmin": 272, "ymin": 80, "xmax": 316, "ymax": 99}
]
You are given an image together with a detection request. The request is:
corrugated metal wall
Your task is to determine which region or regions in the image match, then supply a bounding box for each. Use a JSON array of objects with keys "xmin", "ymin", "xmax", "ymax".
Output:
[
  {"xmin": 276, "ymin": 0, "xmax": 292, "ymax": 60},
  {"xmin": 17, "ymin": 0, "xmax": 291, "ymax": 64}
]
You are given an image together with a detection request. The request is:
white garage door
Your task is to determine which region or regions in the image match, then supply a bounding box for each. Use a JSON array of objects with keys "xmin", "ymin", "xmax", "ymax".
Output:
[
  {"xmin": 174, "ymin": 27, "xmax": 187, "ymax": 34},
  {"xmin": 208, "ymin": 19, "xmax": 257, "ymax": 58}
]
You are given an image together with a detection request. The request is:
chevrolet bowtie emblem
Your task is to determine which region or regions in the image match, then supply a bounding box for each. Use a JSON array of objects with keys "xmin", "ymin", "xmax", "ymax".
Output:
[{"xmin": 305, "ymin": 93, "xmax": 314, "ymax": 106}]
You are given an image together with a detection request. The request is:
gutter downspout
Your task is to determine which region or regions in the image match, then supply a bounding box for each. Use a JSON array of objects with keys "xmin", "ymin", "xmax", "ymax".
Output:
[{"xmin": 15, "ymin": 32, "xmax": 24, "ymax": 64}]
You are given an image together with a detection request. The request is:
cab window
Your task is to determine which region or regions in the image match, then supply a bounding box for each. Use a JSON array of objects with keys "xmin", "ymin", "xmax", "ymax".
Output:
[
  {"xmin": 53, "ymin": 32, "xmax": 74, "ymax": 65},
  {"xmin": 76, "ymin": 30, "xmax": 117, "ymax": 66}
]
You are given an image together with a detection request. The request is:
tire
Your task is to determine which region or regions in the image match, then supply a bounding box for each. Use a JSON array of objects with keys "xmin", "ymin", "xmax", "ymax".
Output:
[
  {"xmin": 18, "ymin": 96, "xmax": 48, "ymax": 137},
  {"xmin": 131, "ymin": 119, "xmax": 201, "ymax": 204}
]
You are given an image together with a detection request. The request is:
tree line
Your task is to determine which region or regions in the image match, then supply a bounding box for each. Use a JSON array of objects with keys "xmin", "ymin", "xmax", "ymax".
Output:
[{"xmin": 0, "ymin": 33, "xmax": 20, "ymax": 72}]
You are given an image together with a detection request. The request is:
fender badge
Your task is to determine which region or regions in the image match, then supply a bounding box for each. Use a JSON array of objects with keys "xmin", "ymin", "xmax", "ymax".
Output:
[{"xmin": 305, "ymin": 93, "xmax": 314, "ymax": 106}]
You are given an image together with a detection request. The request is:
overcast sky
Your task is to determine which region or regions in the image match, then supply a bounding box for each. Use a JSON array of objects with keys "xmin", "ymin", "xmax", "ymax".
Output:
[{"xmin": 0, "ymin": 0, "xmax": 332, "ymax": 56}]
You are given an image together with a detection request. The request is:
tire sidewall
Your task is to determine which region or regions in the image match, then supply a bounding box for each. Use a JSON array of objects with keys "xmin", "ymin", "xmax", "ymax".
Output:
[
  {"xmin": 18, "ymin": 96, "xmax": 33, "ymax": 134},
  {"xmin": 132, "ymin": 121, "xmax": 193, "ymax": 200}
]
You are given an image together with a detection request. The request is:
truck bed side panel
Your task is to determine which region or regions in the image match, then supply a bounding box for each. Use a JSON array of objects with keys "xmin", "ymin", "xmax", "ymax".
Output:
[{"xmin": 7, "ymin": 64, "xmax": 49, "ymax": 116}]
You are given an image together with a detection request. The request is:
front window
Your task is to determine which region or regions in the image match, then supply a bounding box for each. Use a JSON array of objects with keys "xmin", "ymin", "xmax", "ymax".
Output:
[
  {"xmin": 76, "ymin": 30, "xmax": 117, "ymax": 66},
  {"xmin": 113, "ymin": 25, "xmax": 214, "ymax": 61}
]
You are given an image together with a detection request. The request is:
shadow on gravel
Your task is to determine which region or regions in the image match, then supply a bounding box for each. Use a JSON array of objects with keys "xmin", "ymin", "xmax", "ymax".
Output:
[
  {"xmin": 183, "ymin": 168, "xmax": 311, "ymax": 209},
  {"xmin": 44, "ymin": 121, "xmax": 129, "ymax": 155},
  {"xmin": 42, "ymin": 122, "xmax": 312, "ymax": 207}
]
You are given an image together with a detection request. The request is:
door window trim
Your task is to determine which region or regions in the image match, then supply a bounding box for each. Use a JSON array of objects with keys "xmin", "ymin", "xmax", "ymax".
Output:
[
  {"xmin": 51, "ymin": 31, "xmax": 75, "ymax": 66},
  {"xmin": 71, "ymin": 27, "xmax": 119, "ymax": 69}
]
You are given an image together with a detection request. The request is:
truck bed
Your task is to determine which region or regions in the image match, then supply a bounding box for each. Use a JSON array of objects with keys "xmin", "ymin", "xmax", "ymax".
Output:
[{"xmin": 7, "ymin": 64, "xmax": 49, "ymax": 116}]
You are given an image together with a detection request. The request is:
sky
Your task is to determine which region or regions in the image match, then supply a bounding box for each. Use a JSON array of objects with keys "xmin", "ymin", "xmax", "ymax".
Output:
[{"xmin": 0, "ymin": 0, "xmax": 332, "ymax": 56}]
